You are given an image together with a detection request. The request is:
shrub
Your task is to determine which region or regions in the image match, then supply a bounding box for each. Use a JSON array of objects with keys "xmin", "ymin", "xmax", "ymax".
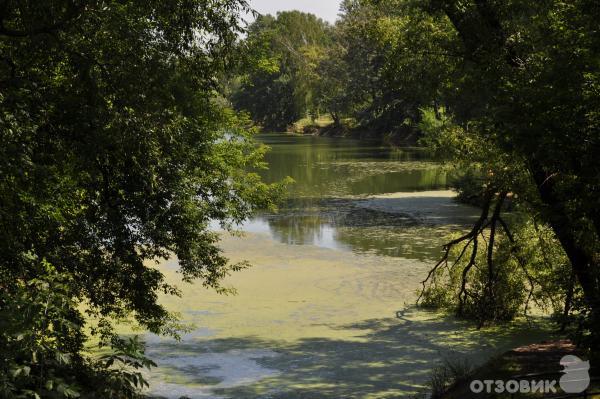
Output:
[{"xmin": 0, "ymin": 262, "xmax": 153, "ymax": 398}]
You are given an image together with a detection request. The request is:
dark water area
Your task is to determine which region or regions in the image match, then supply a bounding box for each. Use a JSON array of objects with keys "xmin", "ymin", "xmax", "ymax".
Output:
[{"xmin": 256, "ymin": 133, "xmax": 449, "ymax": 197}]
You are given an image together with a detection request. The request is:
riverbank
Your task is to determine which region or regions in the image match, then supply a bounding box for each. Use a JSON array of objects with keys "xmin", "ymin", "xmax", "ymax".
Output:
[
  {"xmin": 288, "ymin": 117, "xmax": 420, "ymax": 146},
  {"xmin": 439, "ymin": 340, "xmax": 598, "ymax": 399}
]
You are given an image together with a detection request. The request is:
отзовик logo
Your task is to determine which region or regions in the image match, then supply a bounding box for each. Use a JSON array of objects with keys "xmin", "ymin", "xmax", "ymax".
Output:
[{"xmin": 559, "ymin": 355, "xmax": 590, "ymax": 394}]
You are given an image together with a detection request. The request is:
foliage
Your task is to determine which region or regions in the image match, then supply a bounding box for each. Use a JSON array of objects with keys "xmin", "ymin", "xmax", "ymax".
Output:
[
  {"xmin": 412, "ymin": 0, "xmax": 600, "ymax": 358},
  {"xmin": 418, "ymin": 106, "xmax": 590, "ymax": 334},
  {"xmin": 449, "ymin": 170, "xmax": 487, "ymax": 207},
  {"xmin": 231, "ymin": 0, "xmax": 459, "ymax": 141},
  {"xmin": 91, "ymin": 336, "xmax": 157, "ymax": 398},
  {"xmin": 0, "ymin": 0, "xmax": 285, "ymax": 396},
  {"xmin": 418, "ymin": 219, "xmax": 574, "ymax": 325},
  {"xmin": 334, "ymin": 0, "xmax": 457, "ymax": 139},
  {"xmin": 2, "ymin": 0, "xmax": 600, "ymax": 394},
  {"xmin": 1, "ymin": 262, "xmax": 84, "ymax": 398},
  {"xmin": 314, "ymin": 32, "xmax": 352, "ymax": 127},
  {"xmin": 231, "ymin": 11, "xmax": 333, "ymax": 130},
  {"xmin": 0, "ymin": 262, "xmax": 157, "ymax": 398}
]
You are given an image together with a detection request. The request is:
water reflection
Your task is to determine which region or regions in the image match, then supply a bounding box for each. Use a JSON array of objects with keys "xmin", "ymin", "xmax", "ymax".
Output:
[
  {"xmin": 348, "ymin": 169, "xmax": 448, "ymax": 195},
  {"xmin": 257, "ymin": 133, "xmax": 447, "ymax": 197},
  {"xmin": 242, "ymin": 217, "xmax": 346, "ymax": 251},
  {"xmin": 245, "ymin": 134, "xmax": 468, "ymax": 260}
]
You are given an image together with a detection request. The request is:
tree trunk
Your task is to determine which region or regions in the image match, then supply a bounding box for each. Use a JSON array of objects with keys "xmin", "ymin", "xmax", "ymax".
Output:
[
  {"xmin": 560, "ymin": 270, "xmax": 576, "ymax": 333},
  {"xmin": 435, "ymin": 0, "xmax": 600, "ymax": 356},
  {"xmin": 531, "ymin": 164, "xmax": 600, "ymax": 357},
  {"xmin": 331, "ymin": 111, "xmax": 341, "ymax": 127}
]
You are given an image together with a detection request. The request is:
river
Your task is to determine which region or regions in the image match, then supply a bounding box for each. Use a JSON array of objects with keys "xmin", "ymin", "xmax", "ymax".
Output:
[{"xmin": 143, "ymin": 133, "xmax": 550, "ymax": 398}]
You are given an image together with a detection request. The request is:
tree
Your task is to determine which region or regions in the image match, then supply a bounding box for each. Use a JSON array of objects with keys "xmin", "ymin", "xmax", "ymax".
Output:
[
  {"xmin": 411, "ymin": 0, "xmax": 600, "ymax": 357},
  {"xmin": 0, "ymin": 0, "xmax": 284, "ymax": 396},
  {"xmin": 231, "ymin": 11, "xmax": 333, "ymax": 130},
  {"xmin": 315, "ymin": 28, "xmax": 352, "ymax": 127},
  {"xmin": 334, "ymin": 0, "xmax": 457, "ymax": 141}
]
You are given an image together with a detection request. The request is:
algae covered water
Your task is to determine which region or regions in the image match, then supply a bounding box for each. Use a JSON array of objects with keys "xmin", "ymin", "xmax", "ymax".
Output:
[{"xmin": 144, "ymin": 134, "xmax": 550, "ymax": 398}]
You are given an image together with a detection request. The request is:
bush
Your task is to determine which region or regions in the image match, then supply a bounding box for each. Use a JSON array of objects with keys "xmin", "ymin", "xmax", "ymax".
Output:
[
  {"xmin": 419, "ymin": 234, "xmax": 527, "ymax": 325},
  {"xmin": 450, "ymin": 169, "xmax": 487, "ymax": 207},
  {"xmin": 0, "ymin": 262, "xmax": 154, "ymax": 398},
  {"xmin": 419, "ymin": 219, "xmax": 578, "ymax": 329}
]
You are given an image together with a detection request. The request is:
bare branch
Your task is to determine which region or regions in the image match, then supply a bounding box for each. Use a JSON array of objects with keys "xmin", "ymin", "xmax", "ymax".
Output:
[
  {"xmin": 484, "ymin": 191, "xmax": 507, "ymax": 315},
  {"xmin": 458, "ymin": 234, "xmax": 479, "ymax": 315},
  {"xmin": 418, "ymin": 190, "xmax": 494, "ymax": 305}
]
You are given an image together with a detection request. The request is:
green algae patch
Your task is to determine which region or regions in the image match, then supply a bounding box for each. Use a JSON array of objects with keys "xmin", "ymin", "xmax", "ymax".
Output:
[{"xmin": 141, "ymin": 232, "xmax": 554, "ymax": 398}]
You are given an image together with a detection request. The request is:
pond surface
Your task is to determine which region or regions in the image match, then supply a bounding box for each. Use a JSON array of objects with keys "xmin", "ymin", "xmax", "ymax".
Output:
[
  {"xmin": 143, "ymin": 133, "xmax": 551, "ymax": 398},
  {"xmin": 242, "ymin": 133, "xmax": 465, "ymax": 261}
]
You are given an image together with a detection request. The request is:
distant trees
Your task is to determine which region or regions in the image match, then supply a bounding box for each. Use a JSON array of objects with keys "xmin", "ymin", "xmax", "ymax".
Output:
[
  {"xmin": 231, "ymin": 11, "xmax": 333, "ymax": 131},
  {"xmin": 334, "ymin": 0, "xmax": 457, "ymax": 139},
  {"xmin": 315, "ymin": 41, "xmax": 350, "ymax": 127},
  {"xmin": 231, "ymin": 2, "xmax": 456, "ymax": 141}
]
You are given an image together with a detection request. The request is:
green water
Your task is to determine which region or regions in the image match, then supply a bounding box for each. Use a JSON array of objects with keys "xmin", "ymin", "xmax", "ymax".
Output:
[
  {"xmin": 257, "ymin": 133, "xmax": 448, "ymax": 197},
  {"xmin": 245, "ymin": 133, "xmax": 456, "ymax": 261},
  {"xmin": 143, "ymin": 133, "xmax": 550, "ymax": 399}
]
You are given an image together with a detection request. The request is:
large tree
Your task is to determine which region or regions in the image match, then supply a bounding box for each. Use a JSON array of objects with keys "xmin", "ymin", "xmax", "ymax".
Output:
[
  {"xmin": 411, "ymin": 0, "xmax": 600, "ymax": 357},
  {"xmin": 334, "ymin": 0, "xmax": 599, "ymax": 359},
  {"xmin": 0, "ymin": 0, "xmax": 283, "ymax": 396}
]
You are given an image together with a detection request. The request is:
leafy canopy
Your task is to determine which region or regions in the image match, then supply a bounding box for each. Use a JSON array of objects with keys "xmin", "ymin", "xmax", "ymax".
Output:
[{"xmin": 0, "ymin": 0, "xmax": 286, "ymax": 396}]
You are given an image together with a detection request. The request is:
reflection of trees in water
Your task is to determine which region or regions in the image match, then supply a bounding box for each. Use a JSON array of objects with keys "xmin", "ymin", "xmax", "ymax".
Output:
[
  {"xmin": 266, "ymin": 214, "xmax": 335, "ymax": 246},
  {"xmin": 260, "ymin": 198, "xmax": 462, "ymax": 260},
  {"xmin": 258, "ymin": 136, "xmax": 446, "ymax": 197},
  {"xmin": 254, "ymin": 135, "xmax": 460, "ymax": 259},
  {"xmin": 261, "ymin": 197, "xmax": 341, "ymax": 246},
  {"xmin": 349, "ymin": 168, "xmax": 450, "ymax": 195}
]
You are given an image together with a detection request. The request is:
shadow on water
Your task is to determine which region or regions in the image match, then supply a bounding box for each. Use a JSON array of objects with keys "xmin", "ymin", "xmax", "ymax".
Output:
[
  {"xmin": 245, "ymin": 196, "xmax": 480, "ymax": 262},
  {"xmin": 147, "ymin": 309, "xmax": 552, "ymax": 399}
]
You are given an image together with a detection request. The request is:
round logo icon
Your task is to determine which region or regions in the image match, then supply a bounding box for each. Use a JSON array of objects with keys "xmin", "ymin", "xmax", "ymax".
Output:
[{"xmin": 559, "ymin": 355, "xmax": 590, "ymax": 394}]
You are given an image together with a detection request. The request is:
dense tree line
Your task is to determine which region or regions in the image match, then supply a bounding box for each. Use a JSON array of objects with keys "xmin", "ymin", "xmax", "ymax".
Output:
[
  {"xmin": 230, "ymin": 1, "xmax": 455, "ymax": 140},
  {"xmin": 229, "ymin": 11, "xmax": 334, "ymax": 131}
]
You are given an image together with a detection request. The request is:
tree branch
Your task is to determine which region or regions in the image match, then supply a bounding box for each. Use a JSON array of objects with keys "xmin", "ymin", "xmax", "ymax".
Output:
[{"xmin": 417, "ymin": 189, "xmax": 494, "ymax": 306}]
